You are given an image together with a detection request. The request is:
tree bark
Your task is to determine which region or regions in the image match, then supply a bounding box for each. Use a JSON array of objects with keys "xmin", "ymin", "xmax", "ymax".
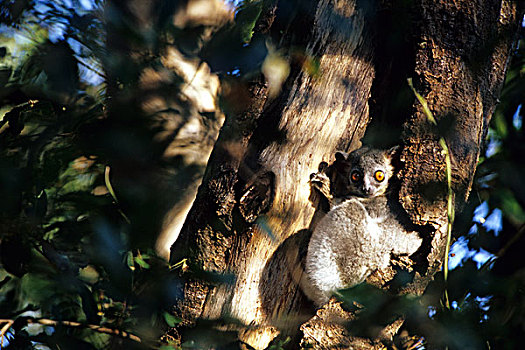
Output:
[
  {"xmin": 104, "ymin": 0, "xmax": 229, "ymax": 255},
  {"xmin": 171, "ymin": 0, "xmax": 375, "ymax": 346},
  {"xmin": 398, "ymin": 0, "xmax": 520, "ymax": 296},
  {"xmin": 170, "ymin": 0, "xmax": 521, "ymax": 348}
]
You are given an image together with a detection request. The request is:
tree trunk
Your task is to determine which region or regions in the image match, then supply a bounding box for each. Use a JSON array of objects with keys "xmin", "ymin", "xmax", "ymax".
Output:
[
  {"xmin": 104, "ymin": 0, "xmax": 230, "ymax": 255},
  {"xmin": 394, "ymin": 0, "xmax": 521, "ymax": 303},
  {"xmin": 170, "ymin": 0, "xmax": 521, "ymax": 348}
]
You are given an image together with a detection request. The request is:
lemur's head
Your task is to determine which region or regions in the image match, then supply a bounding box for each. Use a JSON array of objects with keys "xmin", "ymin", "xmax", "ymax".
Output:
[{"xmin": 341, "ymin": 146, "xmax": 398, "ymax": 198}]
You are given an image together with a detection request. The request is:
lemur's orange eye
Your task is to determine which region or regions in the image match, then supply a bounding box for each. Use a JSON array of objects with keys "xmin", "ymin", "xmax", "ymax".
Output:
[
  {"xmin": 374, "ymin": 170, "xmax": 385, "ymax": 182},
  {"xmin": 351, "ymin": 171, "xmax": 361, "ymax": 183}
]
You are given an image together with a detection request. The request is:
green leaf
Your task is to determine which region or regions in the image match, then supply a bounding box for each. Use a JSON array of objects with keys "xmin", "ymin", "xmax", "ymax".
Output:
[
  {"xmin": 163, "ymin": 312, "xmax": 182, "ymax": 327},
  {"xmin": 500, "ymin": 191, "xmax": 525, "ymax": 225},
  {"xmin": 492, "ymin": 111, "xmax": 508, "ymax": 138},
  {"xmin": 135, "ymin": 255, "xmax": 150, "ymax": 269},
  {"xmin": 160, "ymin": 345, "xmax": 181, "ymax": 350},
  {"xmin": 126, "ymin": 251, "xmax": 135, "ymax": 271},
  {"xmin": 236, "ymin": 1, "xmax": 263, "ymax": 43}
]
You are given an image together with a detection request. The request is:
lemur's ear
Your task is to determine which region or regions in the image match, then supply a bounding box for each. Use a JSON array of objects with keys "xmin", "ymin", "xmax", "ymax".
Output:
[
  {"xmin": 335, "ymin": 151, "xmax": 348, "ymax": 161},
  {"xmin": 318, "ymin": 161, "xmax": 329, "ymax": 172},
  {"xmin": 386, "ymin": 145, "xmax": 400, "ymax": 158}
]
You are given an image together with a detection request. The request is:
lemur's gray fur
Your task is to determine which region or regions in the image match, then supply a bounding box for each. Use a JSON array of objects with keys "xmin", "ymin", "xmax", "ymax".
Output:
[{"xmin": 304, "ymin": 147, "xmax": 422, "ymax": 306}]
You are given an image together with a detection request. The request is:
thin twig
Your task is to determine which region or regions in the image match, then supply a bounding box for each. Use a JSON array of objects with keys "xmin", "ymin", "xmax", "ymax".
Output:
[
  {"xmin": 408, "ymin": 78, "xmax": 455, "ymax": 309},
  {"xmin": 0, "ymin": 320, "xmax": 14, "ymax": 347},
  {"xmin": 496, "ymin": 223, "xmax": 525, "ymax": 258},
  {"xmin": 481, "ymin": 223, "xmax": 525, "ymax": 271},
  {"xmin": 77, "ymin": 57, "xmax": 107, "ymax": 82},
  {"xmin": 105, "ymin": 165, "xmax": 131, "ymax": 224},
  {"xmin": 0, "ymin": 318, "xmax": 142, "ymax": 343}
]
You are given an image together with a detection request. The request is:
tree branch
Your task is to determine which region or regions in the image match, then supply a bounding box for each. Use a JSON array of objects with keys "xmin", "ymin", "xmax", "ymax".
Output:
[{"xmin": 0, "ymin": 318, "xmax": 142, "ymax": 343}]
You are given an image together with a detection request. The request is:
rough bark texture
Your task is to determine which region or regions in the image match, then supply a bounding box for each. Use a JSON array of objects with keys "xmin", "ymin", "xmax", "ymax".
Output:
[
  {"xmin": 171, "ymin": 0, "xmax": 376, "ymax": 347},
  {"xmin": 398, "ymin": 0, "xmax": 520, "ymax": 298},
  {"xmin": 401, "ymin": 0, "xmax": 519, "ymax": 225},
  {"xmin": 299, "ymin": 0, "xmax": 520, "ymax": 348},
  {"xmin": 170, "ymin": 0, "xmax": 521, "ymax": 348}
]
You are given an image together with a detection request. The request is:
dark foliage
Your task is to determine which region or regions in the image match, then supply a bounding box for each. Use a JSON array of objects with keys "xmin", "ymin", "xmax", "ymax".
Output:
[
  {"xmin": 0, "ymin": 1, "xmax": 184, "ymax": 349},
  {"xmin": 0, "ymin": 0, "xmax": 523, "ymax": 349}
]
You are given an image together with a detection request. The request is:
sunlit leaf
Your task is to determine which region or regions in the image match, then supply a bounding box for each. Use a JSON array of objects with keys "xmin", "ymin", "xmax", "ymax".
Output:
[{"xmin": 163, "ymin": 311, "xmax": 181, "ymax": 327}]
